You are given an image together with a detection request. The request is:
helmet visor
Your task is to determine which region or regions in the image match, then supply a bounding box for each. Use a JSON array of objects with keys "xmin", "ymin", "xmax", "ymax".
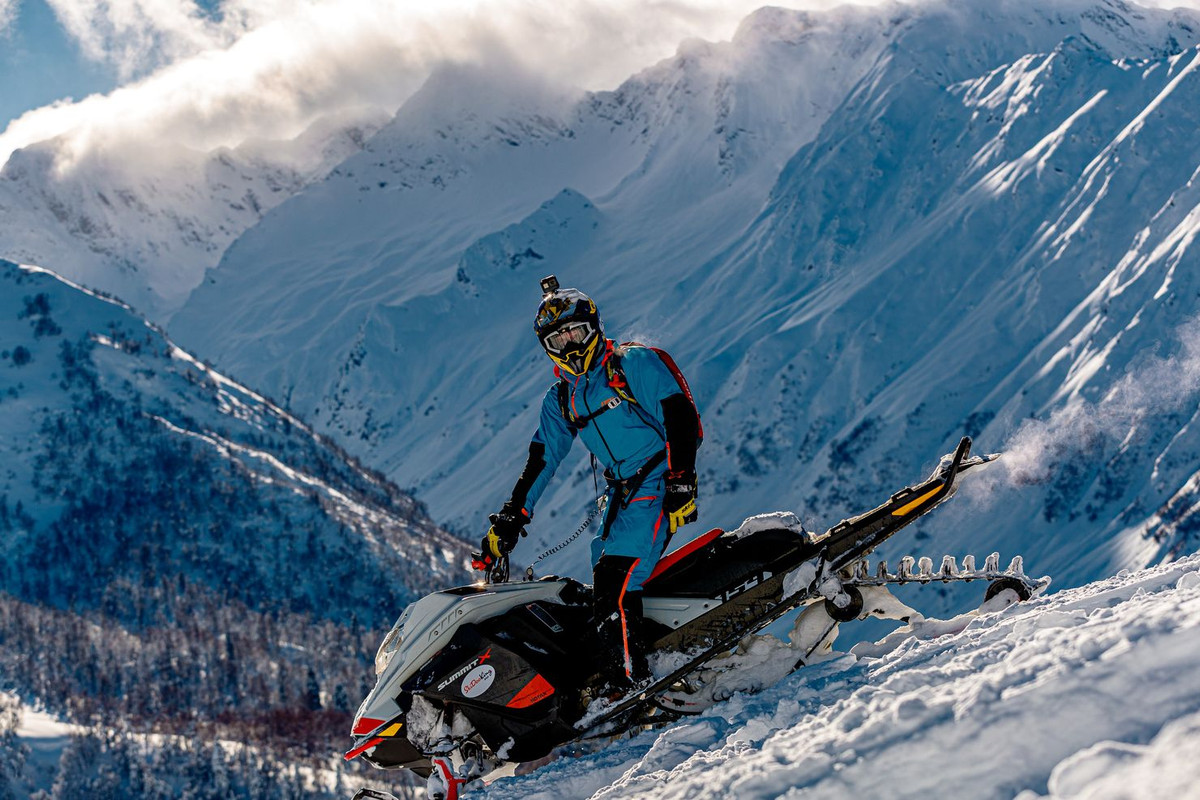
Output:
[{"xmin": 541, "ymin": 321, "xmax": 594, "ymax": 354}]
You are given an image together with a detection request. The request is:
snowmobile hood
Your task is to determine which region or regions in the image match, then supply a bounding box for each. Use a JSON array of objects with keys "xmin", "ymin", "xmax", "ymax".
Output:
[{"xmin": 351, "ymin": 579, "xmax": 578, "ymax": 742}]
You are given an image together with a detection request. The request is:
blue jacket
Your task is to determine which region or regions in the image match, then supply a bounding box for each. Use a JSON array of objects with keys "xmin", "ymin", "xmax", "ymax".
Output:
[{"xmin": 508, "ymin": 342, "xmax": 698, "ymax": 517}]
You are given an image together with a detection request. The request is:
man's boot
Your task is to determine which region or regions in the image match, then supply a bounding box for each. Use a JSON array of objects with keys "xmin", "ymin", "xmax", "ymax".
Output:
[{"xmin": 593, "ymin": 556, "xmax": 650, "ymax": 695}]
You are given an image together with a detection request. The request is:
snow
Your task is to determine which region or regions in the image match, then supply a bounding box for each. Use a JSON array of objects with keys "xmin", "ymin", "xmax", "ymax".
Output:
[
  {"xmin": 0, "ymin": 107, "xmax": 387, "ymax": 320},
  {"xmin": 6, "ymin": 693, "xmax": 77, "ymax": 792},
  {"xmin": 10, "ymin": 696, "xmax": 74, "ymax": 742},
  {"xmin": 475, "ymin": 555, "xmax": 1200, "ymax": 800},
  {"xmin": 1036, "ymin": 710, "xmax": 1200, "ymax": 799},
  {"xmin": 726, "ymin": 511, "xmax": 810, "ymax": 540},
  {"xmin": 782, "ymin": 561, "xmax": 820, "ymax": 600},
  {"xmin": 0, "ymin": 259, "xmax": 470, "ymax": 609}
]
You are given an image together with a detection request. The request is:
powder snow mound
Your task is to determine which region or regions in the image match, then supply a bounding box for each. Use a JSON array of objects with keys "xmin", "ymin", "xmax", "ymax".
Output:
[{"xmin": 476, "ymin": 554, "xmax": 1200, "ymax": 800}]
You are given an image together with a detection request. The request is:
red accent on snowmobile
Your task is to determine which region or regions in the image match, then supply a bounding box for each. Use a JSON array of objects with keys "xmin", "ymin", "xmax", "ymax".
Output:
[
  {"xmin": 506, "ymin": 674, "xmax": 556, "ymax": 708},
  {"xmin": 645, "ymin": 528, "xmax": 723, "ymax": 586},
  {"xmin": 345, "ymin": 736, "xmax": 384, "ymax": 761},
  {"xmin": 433, "ymin": 758, "xmax": 465, "ymax": 800},
  {"xmin": 353, "ymin": 716, "xmax": 385, "ymax": 736}
]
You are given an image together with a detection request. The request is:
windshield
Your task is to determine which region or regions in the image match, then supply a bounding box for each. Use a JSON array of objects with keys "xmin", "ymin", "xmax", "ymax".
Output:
[
  {"xmin": 374, "ymin": 626, "xmax": 403, "ymax": 676},
  {"xmin": 373, "ymin": 607, "xmax": 412, "ymax": 676}
]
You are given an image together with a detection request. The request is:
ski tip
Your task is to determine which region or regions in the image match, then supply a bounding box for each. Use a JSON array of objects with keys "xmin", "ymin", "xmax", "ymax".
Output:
[
  {"xmin": 954, "ymin": 451, "xmax": 1003, "ymax": 476},
  {"xmin": 956, "ymin": 436, "xmax": 973, "ymax": 459}
]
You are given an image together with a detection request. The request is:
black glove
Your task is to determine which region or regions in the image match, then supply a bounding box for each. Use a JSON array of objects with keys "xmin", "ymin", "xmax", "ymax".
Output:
[
  {"xmin": 475, "ymin": 504, "xmax": 529, "ymax": 569},
  {"xmin": 663, "ymin": 470, "xmax": 698, "ymax": 534}
]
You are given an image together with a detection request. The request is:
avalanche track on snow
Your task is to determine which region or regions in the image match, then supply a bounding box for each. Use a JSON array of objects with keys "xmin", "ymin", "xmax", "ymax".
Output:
[{"xmin": 466, "ymin": 555, "xmax": 1200, "ymax": 800}]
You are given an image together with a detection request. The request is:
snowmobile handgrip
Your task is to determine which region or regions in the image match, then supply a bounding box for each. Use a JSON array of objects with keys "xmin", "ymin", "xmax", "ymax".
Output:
[{"xmin": 487, "ymin": 551, "xmax": 510, "ymax": 584}]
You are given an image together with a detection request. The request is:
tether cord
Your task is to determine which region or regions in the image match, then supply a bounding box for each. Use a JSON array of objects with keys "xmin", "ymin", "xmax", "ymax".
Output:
[{"xmin": 527, "ymin": 494, "xmax": 606, "ymax": 569}]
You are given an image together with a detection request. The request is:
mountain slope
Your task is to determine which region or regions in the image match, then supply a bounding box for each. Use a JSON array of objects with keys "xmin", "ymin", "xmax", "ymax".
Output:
[
  {"xmin": 470, "ymin": 554, "xmax": 1200, "ymax": 800},
  {"xmin": 168, "ymin": 0, "xmax": 1200, "ymax": 599},
  {"xmin": 0, "ymin": 259, "xmax": 468, "ymax": 796},
  {"xmin": 0, "ymin": 259, "xmax": 467, "ymax": 615},
  {"xmin": 676, "ymin": 8, "xmax": 1200, "ymax": 591}
]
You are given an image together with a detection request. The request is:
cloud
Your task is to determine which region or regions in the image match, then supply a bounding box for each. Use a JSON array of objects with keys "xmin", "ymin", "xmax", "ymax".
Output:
[
  {"xmin": 10, "ymin": 0, "xmax": 1200, "ymax": 174},
  {"xmin": 0, "ymin": 0, "xmax": 843, "ymax": 171},
  {"xmin": 42, "ymin": 0, "xmax": 232, "ymax": 77},
  {"xmin": 0, "ymin": 0, "xmax": 18, "ymax": 35}
]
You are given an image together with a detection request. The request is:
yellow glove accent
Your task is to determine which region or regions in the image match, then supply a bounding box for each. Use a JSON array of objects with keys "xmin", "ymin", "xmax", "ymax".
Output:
[
  {"xmin": 485, "ymin": 529, "xmax": 504, "ymax": 558},
  {"xmin": 668, "ymin": 498, "xmax": 697, "ymax": 534}
]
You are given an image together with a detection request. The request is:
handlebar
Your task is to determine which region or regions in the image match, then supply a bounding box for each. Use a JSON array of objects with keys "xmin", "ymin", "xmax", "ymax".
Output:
[
  {"xmin": 486, "ymin": 551, "xmax": 510, "ymax": 584},
  {"xmin": 470, "ymin": 513, "xmax": 517, "ymax": 584}
]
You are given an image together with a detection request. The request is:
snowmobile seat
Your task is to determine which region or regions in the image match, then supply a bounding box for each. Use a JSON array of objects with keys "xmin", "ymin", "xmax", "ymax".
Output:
[{"xmin": 644, "ymin": 528, "xmax": 723, "ymax": 589}]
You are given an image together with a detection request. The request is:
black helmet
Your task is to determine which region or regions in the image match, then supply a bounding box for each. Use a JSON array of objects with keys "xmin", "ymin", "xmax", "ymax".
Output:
[{"xmin": 534, "ymin": 275, "xmax": 604, "ymax": 376}]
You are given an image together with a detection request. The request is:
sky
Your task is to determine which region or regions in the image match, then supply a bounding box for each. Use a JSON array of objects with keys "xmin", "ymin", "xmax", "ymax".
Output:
[
  {"xmin": 1, "ymin": 0, "xmax": 1199, "ymax": 171},
  {"xmin": 0, "ymin": 1, "xmax": 115, "ymax": 128}
]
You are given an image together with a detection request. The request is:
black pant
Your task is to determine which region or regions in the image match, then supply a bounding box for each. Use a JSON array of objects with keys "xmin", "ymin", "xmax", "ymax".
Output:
[{"xmin": 593, "ymin": 555, "xmax": 650, "ymax": 687}]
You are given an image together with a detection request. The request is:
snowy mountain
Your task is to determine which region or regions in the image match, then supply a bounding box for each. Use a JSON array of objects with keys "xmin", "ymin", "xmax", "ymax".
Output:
[
  {"xmin": 0, "ymin": 258, "xmax": 467, "ymax": 797},
  {"xmin": 0, "ymin": 108, "xmax": 387, "ymax": 320},
  {"xmin": 0, "ymin": 258, "xmax": 467, "ymax": 613},
  {"xmin": 169, "ymin": 0, "xmax": 1200, "ymax": 599},
  {"xmin": 464, "ymin": 554, "xmax": 1200, "ymax": 800}
]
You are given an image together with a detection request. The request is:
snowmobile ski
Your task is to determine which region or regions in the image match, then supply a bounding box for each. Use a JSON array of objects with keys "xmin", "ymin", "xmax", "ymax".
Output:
[{"xmin": 350, "ymin": 789, "xmax": 400, "ymax": 800}]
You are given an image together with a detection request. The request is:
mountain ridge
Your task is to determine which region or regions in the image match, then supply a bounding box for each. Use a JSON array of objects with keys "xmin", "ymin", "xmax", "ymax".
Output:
[
  {"xmin": 0, "ymin": 107, "xmax": 388, "ymax": 320},
  {"xmin": 0, "ymin": 258, "xmax": 468, "ymax": 616}
]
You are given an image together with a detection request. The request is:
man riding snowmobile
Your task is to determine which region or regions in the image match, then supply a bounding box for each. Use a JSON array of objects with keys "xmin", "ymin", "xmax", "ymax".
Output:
[
  {"xmin": 349, "ymin": 386, "xmax": 1050, "ymax": 800},
  {"xmin": 346, "ymin": 288, "xmax": 1053, "ymax": 799},
  {"xmin": 474, "ymin": 275, "xmax": 702, "ymax": 693}
]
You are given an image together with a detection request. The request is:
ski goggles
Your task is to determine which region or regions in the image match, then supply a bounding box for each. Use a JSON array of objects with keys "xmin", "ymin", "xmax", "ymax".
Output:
[{"xmin": 541, "ymin": 321, "xmax": 594, "ymax": 354}]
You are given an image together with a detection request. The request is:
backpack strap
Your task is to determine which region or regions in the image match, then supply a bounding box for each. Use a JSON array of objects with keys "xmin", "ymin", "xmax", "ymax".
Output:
[
  {"xmin": 555, "ymin": 379, "xmax": 576, "ymax": 429},
  {"xmin": 555, "ymin": 341, "xmax": 701, "ymax": 443},
  {"xmin": 556, "ymin": 374, "xmax": 623, "ymax": 430},
  {"xmin": 556, "ymin": 341, "xmax": 630, "ymax": 430},
  {"xmin": 605, "ymin": 347, "xmax": 637, "ymax": 405},
  {"xmin": 616, "ymin": 341, "xmax": 704, "ymax": 447}
]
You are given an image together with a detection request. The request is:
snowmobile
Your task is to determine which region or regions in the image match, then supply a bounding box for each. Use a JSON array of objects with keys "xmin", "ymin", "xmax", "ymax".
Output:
[{"xmin": 345, "ymin": 437, "xmax": 1049, "ymax": 799}]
